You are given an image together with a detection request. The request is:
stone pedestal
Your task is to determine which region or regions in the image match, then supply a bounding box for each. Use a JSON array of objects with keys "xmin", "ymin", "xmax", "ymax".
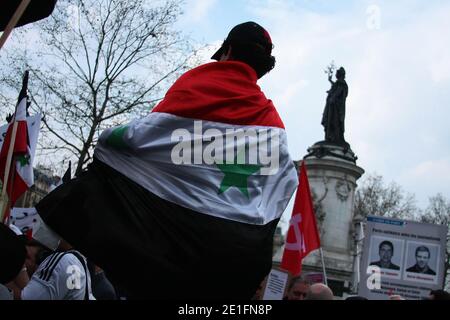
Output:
[{"xmin": 300, "ymin": 141, "xmax": 364, "ymax": 296}]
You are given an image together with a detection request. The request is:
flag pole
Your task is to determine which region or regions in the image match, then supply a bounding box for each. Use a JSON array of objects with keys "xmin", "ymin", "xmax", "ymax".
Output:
[
  {"xmin": 2, "ymin": 168, "xmax": 17, "ymax": 225},
  {"xmin": 0, "ymin": 0, "xmax": 31, "ymax": 50},
  {"xmin": 319, "ymin": 247, "xmax": 328, "ymax": 286}
]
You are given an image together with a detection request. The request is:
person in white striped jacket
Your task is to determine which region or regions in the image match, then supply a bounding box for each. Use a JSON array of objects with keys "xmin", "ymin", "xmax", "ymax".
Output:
[{"xmin": 8, "ymin": 238, "xmax": 95, "ymax": 300}]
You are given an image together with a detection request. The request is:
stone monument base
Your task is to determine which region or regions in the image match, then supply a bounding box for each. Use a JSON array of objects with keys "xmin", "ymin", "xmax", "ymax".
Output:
[{"xmin": 300, "ymin": 141, "xmax": 364, "ymax": 297}]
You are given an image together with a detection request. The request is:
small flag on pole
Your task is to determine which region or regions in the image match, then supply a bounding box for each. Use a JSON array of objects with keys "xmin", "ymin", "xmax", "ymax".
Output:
[
  {"xmin": 281, "ymin": 161, "xmax": 321, "ymax": 276},
  {"xmin": 0, "ymin": 71, "xmax": 40, "ymax": 222},
  {"xmin": 0, "ymin": 72, "xmax": 30, "ymax": 208}
]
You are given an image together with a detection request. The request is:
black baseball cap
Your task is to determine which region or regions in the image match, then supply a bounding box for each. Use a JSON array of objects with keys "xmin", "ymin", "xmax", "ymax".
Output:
[
  {"xmin": 0, "ymin": 223, "xmax": 26, "ymax": 284},
  {"xmin": 211, "ymin": 21, "xmax": 273, "ymax": 60}
]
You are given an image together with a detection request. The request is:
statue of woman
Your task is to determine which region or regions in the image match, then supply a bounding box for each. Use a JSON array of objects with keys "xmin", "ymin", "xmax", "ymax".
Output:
[{"xmin": 321, "ymin": 67, "xmax": 348, "ymax": 145}]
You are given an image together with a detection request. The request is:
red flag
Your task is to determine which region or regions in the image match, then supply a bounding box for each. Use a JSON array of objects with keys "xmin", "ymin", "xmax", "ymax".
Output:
[
  {"xmin": 0, "ymin": 71, "xmax": 30, "ymax": 209},
  {"xmin": 281, "ymin": 161, "xmax": 321, "ymax": 276}
]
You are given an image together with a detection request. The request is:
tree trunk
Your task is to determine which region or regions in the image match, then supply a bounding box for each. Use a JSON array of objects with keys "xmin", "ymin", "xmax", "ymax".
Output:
[{"xmin": 75, "ymin": 119, "xmax": 98, "ymax": 176}]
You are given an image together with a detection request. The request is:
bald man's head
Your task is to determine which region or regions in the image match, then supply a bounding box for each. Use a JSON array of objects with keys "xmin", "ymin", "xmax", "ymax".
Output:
[{"xmin": 305, "ymin": 283, "xmax": 334, "ymax": 300}]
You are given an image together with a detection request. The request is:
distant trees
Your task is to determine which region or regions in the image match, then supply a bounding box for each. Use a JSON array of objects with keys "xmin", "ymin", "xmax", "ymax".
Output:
[
  {"xmin": 354, "ymin": 174, "xmax": 417, "ymax": 220},
  {"xmin": 0, "ymin": 0, "xmax": 197, "ymax": 175},
  {"xmin": 419, "ymin": 194, "xmax": 450, "ymax": 290},
  {"xmin": 354, "ymin": 174, "xmax": 450, "ymax": 289}
]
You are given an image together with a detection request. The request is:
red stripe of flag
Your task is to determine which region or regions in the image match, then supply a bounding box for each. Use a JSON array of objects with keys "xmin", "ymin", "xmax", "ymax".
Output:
[{"xmin": 152, "ymin": 61, "xmax": 285, "ymax": 129}]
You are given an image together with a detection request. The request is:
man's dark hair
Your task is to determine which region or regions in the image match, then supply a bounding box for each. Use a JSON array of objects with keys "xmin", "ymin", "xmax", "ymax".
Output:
[
  {"xmin": 211, "ymin": 21, "xmax": 275, "ymax": 79},
  {"xmin": 429, "ymin": 289, "xmax": 450, "ymax": 300},
  {"xmin": 222, "ymin": 39, "xmax": 275, "ymax": 79},
  {"xmin": 345, "ymin": 295, "xmax": 368, "ymax": 300},
  {"xmin": 379, "ymin": 240, "xmax": 394, "ymax": 253},
  {"xmin": 287, "ymin": 275, "xmax": 311, "ymax": 291},
  {"xmin": 25, "ymin": 237, "xmax": 54, "ymax": 265},
  {"xmin": 415, "ymin": 246, "xmax": 430, "ymax": 257}
]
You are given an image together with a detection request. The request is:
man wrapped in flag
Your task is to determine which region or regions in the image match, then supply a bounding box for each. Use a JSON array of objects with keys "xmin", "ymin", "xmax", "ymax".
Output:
[{"xmin": 36, "ymin": 22, "xmax": 299, "ymax": 299}]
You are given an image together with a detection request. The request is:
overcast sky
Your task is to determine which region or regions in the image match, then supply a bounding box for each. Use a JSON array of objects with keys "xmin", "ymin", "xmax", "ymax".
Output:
[
  {"xmin": 177, "ymin": 0, "xmax": 450, "ymax": 225},
  {"xmin": 3, "ymin": 0, "xmax": 449, "ymax": 229}
]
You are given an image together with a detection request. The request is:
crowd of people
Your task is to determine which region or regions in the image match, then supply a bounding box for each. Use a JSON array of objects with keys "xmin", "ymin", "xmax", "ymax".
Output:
[
  {"xmin": 2, "ymin": 215, "xmax": 450, "ymax": 301},
  {"xmin": 1, "ymin": 19, "xmax": 449, "ymax": 302},
  {"xmin": 0, "ymin": 222, "xmax": 120, "ymax": 300},
  {"xmin": 252, "ymin": 275, "xmax": 450, "ymax": 301}
]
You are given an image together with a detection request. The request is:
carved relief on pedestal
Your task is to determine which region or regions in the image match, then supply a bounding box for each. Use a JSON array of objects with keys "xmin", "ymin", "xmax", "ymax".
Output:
[
  {"xmin": 310, "ymin": 175, "xmax": 329, "ymax": 238},
  {"xmin": 335, "ymin": 176, "xmax": 352, "ymax": 202}
]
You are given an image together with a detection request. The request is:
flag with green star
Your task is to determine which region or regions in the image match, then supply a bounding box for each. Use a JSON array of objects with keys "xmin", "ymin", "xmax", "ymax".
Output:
[
  {"xmin": 0, "ymin": 80, "xmax": 41, "ymax": 208},
  {"xmin": 38, "ymin": 61, "xmax": 299, "ymax": 299},
  {"xmin": 91, "ymin": 61, "xmax": 299, "ymax": 226},
  {"xmin": 0, "ymin": 113, "xmax": 41, "ymax": 207}
]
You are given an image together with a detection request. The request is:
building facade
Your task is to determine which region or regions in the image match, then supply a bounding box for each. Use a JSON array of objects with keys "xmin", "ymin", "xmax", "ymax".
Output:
[{"xmin": 15, "ymin": 165, "xmax": 60, "ymax": 208}]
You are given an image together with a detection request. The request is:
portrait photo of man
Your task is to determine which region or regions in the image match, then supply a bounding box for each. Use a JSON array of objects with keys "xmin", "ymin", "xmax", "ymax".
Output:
[
  {"xmin": 406, "ymin": 246, "xmax": 436, "ymax": 275},
  {"xmin": 370, "ymin": 240, "xmax": 401, "ymax": 270}
]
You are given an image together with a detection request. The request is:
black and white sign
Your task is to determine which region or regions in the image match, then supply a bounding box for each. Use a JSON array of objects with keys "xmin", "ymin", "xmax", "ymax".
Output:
[{"xmin": 358, "ymin": 216, "xmax": 447, "ymax": 300}]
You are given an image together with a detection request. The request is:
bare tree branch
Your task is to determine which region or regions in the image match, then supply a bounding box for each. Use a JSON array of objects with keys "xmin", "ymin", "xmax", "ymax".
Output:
[{"xmin": 0, "ymin": 0, "xmax": 197, "ymax": 175}]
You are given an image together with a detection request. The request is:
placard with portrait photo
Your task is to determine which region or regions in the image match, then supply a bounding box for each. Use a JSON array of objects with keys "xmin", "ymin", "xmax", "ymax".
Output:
[{"xmin": 368, "ymin": 235, "xmax": 404, "ymax": 279}]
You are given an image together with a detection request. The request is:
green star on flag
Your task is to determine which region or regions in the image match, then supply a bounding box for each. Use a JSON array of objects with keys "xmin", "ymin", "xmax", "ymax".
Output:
[
  {"xmin": 106, "ymin": 125, "xmax": 129, "ymax": 149},
  {"xmin": 216, "ymin": 160, "xmax": 261, "ymax": 198},
  {"xmin": 17, "ymin": 154, "xmax": 30, "ymax": 167}
]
